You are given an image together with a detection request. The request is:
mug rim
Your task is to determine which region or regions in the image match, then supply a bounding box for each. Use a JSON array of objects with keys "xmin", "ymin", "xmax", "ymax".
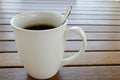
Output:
[{"xmin": 11, "ymin": 11, "xmax": 68, "ymax": 32}]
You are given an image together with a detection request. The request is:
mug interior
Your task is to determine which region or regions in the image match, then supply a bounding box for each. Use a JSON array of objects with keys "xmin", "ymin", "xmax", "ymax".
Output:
[{"xmin": 11, "ymin": 12, "xmax": 64, "ymax": 30}]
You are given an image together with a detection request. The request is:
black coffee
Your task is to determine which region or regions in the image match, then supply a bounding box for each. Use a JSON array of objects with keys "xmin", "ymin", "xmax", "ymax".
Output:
[{"xmin": 23, "ymin": 24, "xmax": 56, "ymax": 30}]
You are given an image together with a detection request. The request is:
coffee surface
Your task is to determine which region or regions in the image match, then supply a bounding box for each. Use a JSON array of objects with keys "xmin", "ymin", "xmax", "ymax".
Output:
[{"xmin": 23, "ymin": 24, "xmax": 56, "ymax": 30}]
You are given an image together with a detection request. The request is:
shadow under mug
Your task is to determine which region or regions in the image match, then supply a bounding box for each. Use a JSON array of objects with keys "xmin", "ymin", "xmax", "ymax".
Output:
[{"xmin": 11, "ymin": 11, "xmax": 87, "ymax": 79}]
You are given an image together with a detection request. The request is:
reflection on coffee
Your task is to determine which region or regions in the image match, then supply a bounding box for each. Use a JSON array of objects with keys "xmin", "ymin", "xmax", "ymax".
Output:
[{"xmin": 23, "ymin": 24, "xmax": 56, "ymax": 30}]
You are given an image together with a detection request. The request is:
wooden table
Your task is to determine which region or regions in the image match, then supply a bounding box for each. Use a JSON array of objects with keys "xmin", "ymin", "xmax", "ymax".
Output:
[{"xmin": 0, "ymin": 0, "xmax": 120, "ymax": 80}]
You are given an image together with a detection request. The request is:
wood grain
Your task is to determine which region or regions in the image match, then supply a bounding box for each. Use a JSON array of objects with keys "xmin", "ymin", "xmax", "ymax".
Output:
[
  {"xmin": 0, "ymin": 41, "xmax": 120, "ymax": 52},
  {"xmin": 65, "ymin": 41, "xmax": 120, "ymax": 51},
  {"xmin": 0, "ymin": 53, "xmax": 22, "ymax": 67},
  {"xmin": 0, "ymin": 0, "xmax": 120, "ymax": 80},
  {"xmin": 1, "ymin": 6, "xmax": 120, "ymax": 11},
  {"xmin": 0, "ymin": 25, "xmax": 13, "ymax": 32},
  {"xmin": 1, "ymin": 14, "xmax": 120, "ymax": 20},
  {"xmin": 64, "ymin": 52, "xmax": 120, "ymax": 66},
  {"xmin": 1, "ymin": 32, "xmax": 120, "ymax": 41},
  {"xmin": 0, "ymin": 0, "xmax": 118, "ymax": 3},
  {"xmin": 1, "ymin": 2, "xmax": 120, "ymax": 9},
  {"xmin": 1, "ymin": 10, "xmax": 120, "ymax": 15},
  {"xmin": 1, "ymin": 19, "xmax": 120, "ymax": 25},
  {"xmin": 0, "ymin": 52, "xmax": 120, "ymax": 67},
  {"xmin": 0, "ymin": 66, "xmax": 119, "ymax": 80}
]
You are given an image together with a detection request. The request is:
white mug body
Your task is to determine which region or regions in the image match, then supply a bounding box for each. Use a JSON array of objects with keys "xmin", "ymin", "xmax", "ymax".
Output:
[{"xmin": 11, "ymin": 12, "xmax": 66, "ymax": 79}]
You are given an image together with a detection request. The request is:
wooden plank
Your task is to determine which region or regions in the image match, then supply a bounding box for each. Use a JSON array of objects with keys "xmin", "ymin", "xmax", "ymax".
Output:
[
  {"xmin": 1, "ymin": 14, "xmax": 120, "ymax": 20},
  {"xmin": 1, "ymin": 6, "xmax": 120, "ymax": 11},
  {"xmin": 68, "ymin": 20, "xmax": 120, "ymax": 25},
  {"xmin": 0, "ymin": 32, "xmax": 14, "ymax": 41},
  {"xmin": 1, "ymin": 32, "xmax": 120, "ymax": 41},
  {"xmin": 0, "ymin": 19, "xmax": 9, "ymax": 24},
  {"xmin": 0, "ymin": 53, "xmax": 21, "ymax": 67},
  {"xmin": 0, "ymin": 41, "xmax": 120, "ymax": 52},
  {"xmin": 64, "ymin": 52, "xmax": 120, "ymax": 66},
  {"xmin": 0, "ymin": 0, "xmax": 116, "ymax": 2},
  {"xmin": 0, "ymin": 25, "xmax": 13, "ymax": 31},
  {"xmin": 0, "ymin": 42, "xmax": 17, "ymax": 52},
  {"xmin": 1, "ymin": 19, "xmax": 120, "ymax": 25},
  {"xmin": 0, "ymin": 0, "xmax": 118, "ymax": 3},
  {"xmin": 1, "ymin": 2, "xmax": 120, "ymax": 8},
  {"xmin": 0, "ymin": 14, "xmax": 14, "ymax": 19},
  {"xmin": 67, "ymin": 33, "xmax": 120, "ymax": 41},
  {"xmin": 67, "ymin": 26, "xmax": 120, "ymax": 33},
  {"xmin": 0, "ymin": 66, "xmax": 120, "ymax": 80},
  {"xmin": 0, "ymin": 0, "xmax": 120, "ymax": 10},
  {"xmin": 1, "ymin": 10, "xmax": 120, "ymax": 15},
  {"xmin": 65, "ymin": 41, "xmax": 120, "ymax": 51},
  {"xmin": 70, "ymin": 15, "xmax": 120, "ymax": 20},
  {"xmin": 0, "ymin": 1, "xmax": 111, "ymax": 3},
  {"xmin": 0, "ymin": 3, "xmax": 120, "ymax": 10},
  {"xmin": 0, "ymin": 52, "xmax": 120, "ymax": 67}
]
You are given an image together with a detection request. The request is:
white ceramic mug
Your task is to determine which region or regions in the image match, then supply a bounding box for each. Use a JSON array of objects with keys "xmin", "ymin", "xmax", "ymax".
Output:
[{"xmin": 11, "ymin": 11, "xmax": 87, "ymax": 79}]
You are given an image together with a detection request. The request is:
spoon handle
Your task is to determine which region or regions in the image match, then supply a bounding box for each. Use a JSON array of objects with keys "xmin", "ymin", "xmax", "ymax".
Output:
[{"xmin": 62, "ymin": 5, "xmax": 72, "ymax": 24}]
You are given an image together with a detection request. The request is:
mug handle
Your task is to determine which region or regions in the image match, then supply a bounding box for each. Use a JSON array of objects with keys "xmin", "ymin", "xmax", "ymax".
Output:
[{"xmin": 61, "ymin": 26, "xmax": 87, "ymax": 66}]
